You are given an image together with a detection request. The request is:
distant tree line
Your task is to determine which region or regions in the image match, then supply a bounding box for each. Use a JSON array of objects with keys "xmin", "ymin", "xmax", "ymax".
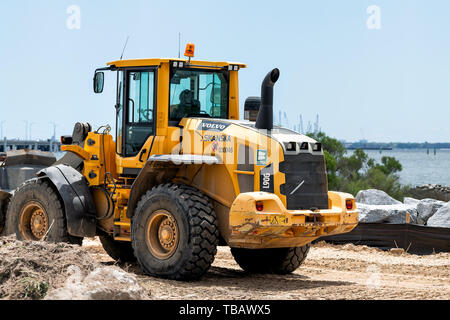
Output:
[
  {"xmin": 344, "ymin": 142, "xmax": 450, "ymax": 150},
  {"xmin": 308, "ymin": 132, "xmax": 411, "ymax": 200}
]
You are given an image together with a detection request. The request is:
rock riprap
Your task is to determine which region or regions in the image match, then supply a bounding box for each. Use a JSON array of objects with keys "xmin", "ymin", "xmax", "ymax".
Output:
[
  {"xmin": 416, "ymin": 199, "xmax": 445, "ymax": 225},
  {"xmin": 356, "ymin": 189, "xmax": 402, "ymax": 205},
  {"xmin": 357, "ymin": 203, "xmax": 417, "ymax": 224},
  {"xmin": 427, "ymin": 203, "xmax": 450, "ymax": 228},
  {"xmin": 354, "ymin": 189, "xmax": 449, "ymax": 228}
]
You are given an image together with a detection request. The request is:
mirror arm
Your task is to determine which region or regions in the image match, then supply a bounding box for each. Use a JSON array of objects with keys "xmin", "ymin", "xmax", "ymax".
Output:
[{"xmin": 95, "ymin": 66, "xmax": 115, "ymax": 73}]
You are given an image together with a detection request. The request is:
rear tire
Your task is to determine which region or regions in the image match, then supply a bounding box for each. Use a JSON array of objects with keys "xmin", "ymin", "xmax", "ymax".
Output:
[
  {"xmin": 231, "ymin": 245, "xmax": 310, "ymax": 274},
  {"xmin": 5, "ymin": 178, "xmax": 82, "ymax": 245},
  {"xmin": 131, "ymin": 184, "xmax": 219, "ymax": 280},
  {"xmin": 99, "ymin": 235, "xmax": 136, "ymax": 263}
]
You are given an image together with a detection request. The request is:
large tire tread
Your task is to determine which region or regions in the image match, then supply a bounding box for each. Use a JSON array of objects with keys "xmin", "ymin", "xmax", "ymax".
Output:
[
  {"xmin": 231, "ymin": 244, "xmax": 310, "ymax": 274},
  {"xmin": 132, "ymin": 183, "xmax": 219, "ymax": 281},
  {"xmin": 5, "ymin": 178, "xmax": 82, "ymax": 245}
]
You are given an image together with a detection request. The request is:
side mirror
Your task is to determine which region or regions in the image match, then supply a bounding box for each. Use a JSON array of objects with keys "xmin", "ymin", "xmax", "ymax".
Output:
[{"xmin": 93, "ymin": 72, "xmax": 104, "ymax": 94}]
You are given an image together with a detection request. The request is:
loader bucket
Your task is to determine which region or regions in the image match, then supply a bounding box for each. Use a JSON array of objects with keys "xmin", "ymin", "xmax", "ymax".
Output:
[{"xmin": 0, "ymin": 149, "xmax": 56, "ymax": 192}]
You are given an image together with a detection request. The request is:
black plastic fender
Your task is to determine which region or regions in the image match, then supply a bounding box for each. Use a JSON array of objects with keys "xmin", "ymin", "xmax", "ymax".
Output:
[
  {"xmin": 37, "ymin": 164, "xmax": 97, "ymax": 237},
  {"xmin": 126, "ymin": 154, "xmax": 221, "ymax": 218}
]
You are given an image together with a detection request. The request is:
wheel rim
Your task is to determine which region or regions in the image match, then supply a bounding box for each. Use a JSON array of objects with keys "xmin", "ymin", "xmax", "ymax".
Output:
[
  {"xmin": 145, "ymin": 210, "xmax": 179, "ymax": 260},
  {"xmin": 19, "ymin": 201, "xmax": 49, "ymax": 241}
]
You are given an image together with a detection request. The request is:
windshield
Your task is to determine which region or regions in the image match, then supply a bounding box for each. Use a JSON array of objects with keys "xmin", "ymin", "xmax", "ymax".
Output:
[{"xmin": 169, "ymin": 69, "xmax": 229, "ymax": 120}]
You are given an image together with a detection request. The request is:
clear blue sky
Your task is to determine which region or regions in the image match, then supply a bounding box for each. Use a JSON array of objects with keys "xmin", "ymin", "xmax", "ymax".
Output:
[{"xmin": 0, "ymin": 0, "xmax": 449, "ymax": 142}]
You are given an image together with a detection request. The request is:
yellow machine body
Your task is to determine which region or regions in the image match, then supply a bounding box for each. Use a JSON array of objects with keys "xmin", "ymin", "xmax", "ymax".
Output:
[{"xmin": 62, "ymin": 57, "xmax": 358, "ymax": 249}]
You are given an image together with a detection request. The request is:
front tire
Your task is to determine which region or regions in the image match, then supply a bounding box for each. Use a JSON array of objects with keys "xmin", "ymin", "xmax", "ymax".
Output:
[
  {"xmin": 131, "ymin": 184, "xmax": 219, "ymax": 281},
  {"xmin": 231, "ymin": 245, "xmax": 310, "ymax": 274},
  {"xmin": 5, "ymin": 178, "xmax": 82, "ymax": 245}
]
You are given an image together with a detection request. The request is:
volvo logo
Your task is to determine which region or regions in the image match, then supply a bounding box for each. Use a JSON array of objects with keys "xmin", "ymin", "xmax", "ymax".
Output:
[{"xmin": 197, "ymin": 120, "xmax": 231, "ymax": 132}]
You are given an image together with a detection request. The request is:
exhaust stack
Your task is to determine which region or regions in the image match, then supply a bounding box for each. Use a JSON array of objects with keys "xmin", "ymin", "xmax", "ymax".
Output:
[{"xmin": 255, "ymin": 68, "xmax": 280, "ymax": 130}]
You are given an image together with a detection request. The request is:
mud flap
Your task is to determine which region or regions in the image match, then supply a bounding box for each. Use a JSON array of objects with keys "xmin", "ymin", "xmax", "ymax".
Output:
[{"xmin": 37, "ymin": 164, "xmax": 97, "ymax": 237}]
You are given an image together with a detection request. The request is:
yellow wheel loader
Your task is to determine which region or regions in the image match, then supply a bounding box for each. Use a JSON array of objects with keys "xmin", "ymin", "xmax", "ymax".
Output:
[{"xmin": 4, "ymin": 45, "xmax": 358, "ymax": 280}]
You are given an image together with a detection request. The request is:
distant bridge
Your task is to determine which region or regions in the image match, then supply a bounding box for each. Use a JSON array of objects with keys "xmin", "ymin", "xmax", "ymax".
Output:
[{"xmin": 0, "ymin": 138, "xmax": 61, "ymax": 153}]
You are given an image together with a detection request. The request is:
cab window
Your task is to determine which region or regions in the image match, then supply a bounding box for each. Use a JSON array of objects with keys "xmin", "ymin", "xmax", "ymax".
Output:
[{"xmin": 169, "ymin": 69, "xmax": 228, "ymax": 121}]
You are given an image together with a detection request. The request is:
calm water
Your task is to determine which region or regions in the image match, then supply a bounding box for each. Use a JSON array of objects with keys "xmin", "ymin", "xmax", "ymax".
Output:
[
  {"xmin": 56, "ymin": 149, "xmax": 450, "ymax": 187},
  {"xmin": 350, "ymin": 149, "xmax": 450, "ymax": 187}
]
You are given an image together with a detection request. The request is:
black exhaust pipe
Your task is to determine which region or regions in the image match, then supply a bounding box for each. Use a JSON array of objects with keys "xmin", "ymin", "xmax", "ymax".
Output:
[{"xmin": 255, "ymin": 68, "xmax": 280, "ymax": 130}]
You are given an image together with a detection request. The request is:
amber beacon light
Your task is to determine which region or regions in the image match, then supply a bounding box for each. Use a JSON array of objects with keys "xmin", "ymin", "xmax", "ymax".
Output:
[{"xmin": 184, "ymin": 43, "xmax": 195, "ymax": 58}]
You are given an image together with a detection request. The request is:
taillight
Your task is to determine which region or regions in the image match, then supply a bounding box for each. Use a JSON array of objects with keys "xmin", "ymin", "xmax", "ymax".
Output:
[
  {"xmin": 346, "ymin": 200, "xmax": 354, "ymax": 210},
  {"xmin": 256, "ymin": 201, "xmax": 264, "ymax": 212}
]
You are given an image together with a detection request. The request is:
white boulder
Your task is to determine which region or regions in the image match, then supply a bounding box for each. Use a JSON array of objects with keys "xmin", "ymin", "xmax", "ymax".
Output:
[
  {"xmin": 45, "ymin": 266, "xmax": 148, "ymax": 300},
  {"xmin": 427, "ymin": 203, "xmax": 450, "ymax": 228},
  {"xmin": 403, "ymin": 197, "xmax": 420, "ymax": 206},
  {"xmin": 354, "ymin": 189, "xmax": 449, "ymax": 227},
  {"xmin": 416, "ymin": 198, "xmax": 445, "ymax": 225},
  {"xmin": 356, "ymin": 203, "xmax": 418, "ymax": 224},
  {"xmin": 356, "ymin": 189, "xmax": 402, "ymax": 205}
]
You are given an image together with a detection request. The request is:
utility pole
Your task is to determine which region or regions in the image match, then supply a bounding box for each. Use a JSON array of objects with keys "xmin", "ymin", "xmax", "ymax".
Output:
[
  {"xmin": 307, "ymin": 121, "xmax": 312, "ymax": 134},
  {"xmin": 178, "ymin": 33, "xmax": 181, "ymax": 59},
  {"xmin": 50, "ymin": 122, "xmax": 57, "ymax": 153},
  {"xmin": 299, "ymin": 115, "xmax": 303, "ymax": 134},
  {"xmin": 314, "ymin": 114, "xmax": 319, "ymax": 135},
  {"xmin": 23, "ymin": 120, "xmax": 28, "ymax": 141},
  {"xmin": 0, "ymin": 121, "xmax": 5, "ymax": 139},
  {"xmin": 29, "ymin": 122, "xmax": 36, "ymax": 141},
  {"xmin": 284, "ymin": 111, "xmax": 289, "ymax": 128}
]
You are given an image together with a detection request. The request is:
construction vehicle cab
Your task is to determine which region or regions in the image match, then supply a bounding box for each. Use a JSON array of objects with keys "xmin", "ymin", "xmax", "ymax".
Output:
[{"xmin": 4, "ymin": 45, "xmax": 359, "ymax": 280}]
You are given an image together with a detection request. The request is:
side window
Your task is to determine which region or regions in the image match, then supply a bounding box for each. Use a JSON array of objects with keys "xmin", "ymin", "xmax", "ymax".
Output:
[
  {"xmin": 125, "ymin": 70, "xmax": 155, "ymax": 156},
  {"xmin": 128, "ymin": 71, "xmax": 154, "ymax": 123}
]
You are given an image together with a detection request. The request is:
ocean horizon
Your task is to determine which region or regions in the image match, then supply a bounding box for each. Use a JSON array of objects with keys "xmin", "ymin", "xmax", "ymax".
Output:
[{"xmin": 349, "ymin": 148, "xmax": 450, "ymax": 187}]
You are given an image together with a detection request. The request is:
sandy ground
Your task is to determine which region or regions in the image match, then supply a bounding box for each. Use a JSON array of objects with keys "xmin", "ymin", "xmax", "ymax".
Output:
[{"xmin": 83, "ymin": 238, "xmax": 450, "ymax": 300}]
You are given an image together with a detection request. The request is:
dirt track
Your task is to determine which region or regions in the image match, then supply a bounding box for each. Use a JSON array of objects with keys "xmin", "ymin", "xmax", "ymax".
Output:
[{"xmin": 83, "ymin": 238, "xmax": 450, "ymax": 300}]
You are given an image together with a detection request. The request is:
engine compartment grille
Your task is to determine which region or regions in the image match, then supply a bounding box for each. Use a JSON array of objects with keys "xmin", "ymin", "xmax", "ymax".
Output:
[{"xmin": 279, "ymin": 154, "xmax": 329, "ymax": 210}]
